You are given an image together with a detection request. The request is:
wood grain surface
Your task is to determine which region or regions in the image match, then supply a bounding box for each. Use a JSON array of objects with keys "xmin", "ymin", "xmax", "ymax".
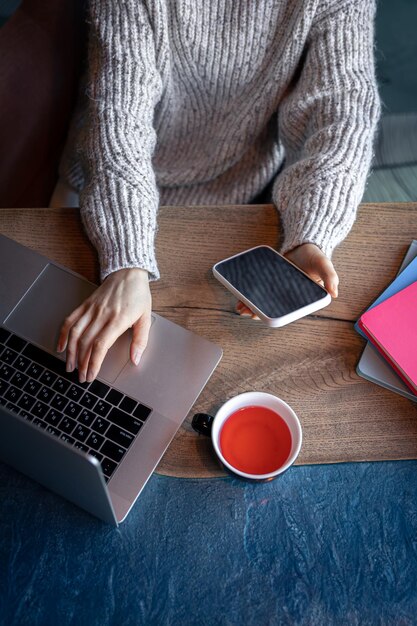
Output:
[{"xmin": 1, "ymin": 204, "xmax": 417, "ymax": 477}]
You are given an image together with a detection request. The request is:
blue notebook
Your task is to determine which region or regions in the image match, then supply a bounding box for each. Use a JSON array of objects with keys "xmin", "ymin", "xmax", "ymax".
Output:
[
  {"xmin": 356, "ymin": 240, "xmax": 417, "ymax": 402},
  {"xmin": 355, "ymin": 243, "xmax": 417, "ymax": 337}
]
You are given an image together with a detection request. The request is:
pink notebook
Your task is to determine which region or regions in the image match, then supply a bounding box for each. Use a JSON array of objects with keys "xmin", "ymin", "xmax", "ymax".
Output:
[{"xmin": 358, "ymin": 280, "xmax": 417, "ymax": 395}]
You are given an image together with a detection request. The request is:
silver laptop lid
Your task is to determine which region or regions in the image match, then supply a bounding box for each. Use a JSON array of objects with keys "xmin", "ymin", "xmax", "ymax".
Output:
[{"xmin": 0, "ymin": 405, "xmax": 118, "ymax": 525}]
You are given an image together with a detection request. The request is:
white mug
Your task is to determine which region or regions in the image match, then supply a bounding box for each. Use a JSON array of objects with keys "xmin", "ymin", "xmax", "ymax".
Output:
[{"xmin": 192, "ymin": 391, "xmax": 302, "ymax": 481}]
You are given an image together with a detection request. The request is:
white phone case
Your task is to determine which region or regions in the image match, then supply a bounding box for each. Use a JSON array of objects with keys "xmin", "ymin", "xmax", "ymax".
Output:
[{"xmin": 212, "ymin": 245, "xmax": 331, "ymax": 327}]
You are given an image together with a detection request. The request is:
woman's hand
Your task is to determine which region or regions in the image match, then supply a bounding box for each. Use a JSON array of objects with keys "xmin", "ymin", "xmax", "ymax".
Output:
[
  {"xmin": 284, "ymin": 242, "xmax": 339, "ymax": 296},
  {"xmin": 236, "ymin": 243, "xmax": 338, "ymax": 318},
  {"xmin": 57, "ymin": 268, "xmax": 151, "ymax": 383}
]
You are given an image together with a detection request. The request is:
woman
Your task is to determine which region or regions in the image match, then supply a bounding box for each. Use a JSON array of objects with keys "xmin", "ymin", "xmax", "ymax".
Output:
[{"xmin": 56, "ymin": 0, "xmax": 380, "ymax": 383}]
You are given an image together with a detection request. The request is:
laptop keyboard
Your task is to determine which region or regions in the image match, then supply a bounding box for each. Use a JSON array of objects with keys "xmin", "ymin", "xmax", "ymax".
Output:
[{"xmin": 0, "ymin": 327, "xmax": 152, "ymax": 482}]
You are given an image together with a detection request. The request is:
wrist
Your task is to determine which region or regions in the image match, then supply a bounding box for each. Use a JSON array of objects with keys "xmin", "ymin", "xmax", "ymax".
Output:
[
  {"xmin": 105, "ymin": 267, "xmax": 149, "ymax": 282},
  {"xmin": 286, "ymin": 242, "xmax": 319, "ymax": 254}
]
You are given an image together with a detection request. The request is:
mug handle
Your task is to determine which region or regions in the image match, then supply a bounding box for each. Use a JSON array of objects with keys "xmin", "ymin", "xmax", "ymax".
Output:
[{"xmin": 191, "ymin": 413, "xmax": 215, "ymax": 436}]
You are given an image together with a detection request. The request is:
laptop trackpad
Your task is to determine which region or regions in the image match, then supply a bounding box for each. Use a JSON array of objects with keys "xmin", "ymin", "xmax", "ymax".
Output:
[{"xmin": 5, "ymin": 264, "xmax": 131, "ymax": 383}]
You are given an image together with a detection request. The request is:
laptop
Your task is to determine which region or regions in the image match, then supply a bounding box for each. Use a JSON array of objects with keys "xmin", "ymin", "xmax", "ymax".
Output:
[{"xmin": 0, "ymin": 234, "xmax": 222, "ymax": 525}]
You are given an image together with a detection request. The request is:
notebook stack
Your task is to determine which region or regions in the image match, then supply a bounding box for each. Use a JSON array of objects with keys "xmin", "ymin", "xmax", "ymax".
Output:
[{"xmin": 355, "ymin": 240, "xmax": 417, "ymax": 401}]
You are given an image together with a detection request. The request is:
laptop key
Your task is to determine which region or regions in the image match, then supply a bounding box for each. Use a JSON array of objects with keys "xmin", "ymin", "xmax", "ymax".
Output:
[
  {"xmin": 17, "ymin": 393, "xmax": 36, "ymax": 412},
  {"xmin": 86, "ymin": 431, "xmax": 104, "ymax": 450},
  {"xmin": 0, "ymin": 378, "xmax": 9, "ymax": 396},
  {"xmin": 24, "ymin": 379, "xmax": 42, "ymax": 396},
  {"xmin": 31, "ymin": 400, "xmax": 49, "ymax": 419},
  {"xmin": 26, "ymin": 362, "xmax": 44, "ymax": 380},
  {"xmin": 100, "ymin": 440, "xmax": 127, "ymax": 463},
  {"xmin": 108, "ymin": 407, "xmax": 142, "ymax": 435},
  {"xmin": 51, "ymin": 393, "xmax": 68, "ymax": 411},
  {"xmin": 52, "ymin": 377, "xmax": 70, "ymax": 394},
  {"xmin": 73, "ymin": 441, "xmax": 89, "ymax": 453},
  {"xmin": 6, "ymin": 334, "xmax": 27, "ymax": 353},
  {"xmin": 78, "ymin": 408, "xmax": 96, "ymax": 427},
  {"xmin": 44, "ymin": 408, "xmax": 63, "ymax": 427},
  {"xmin": 95, "ymin": 400, "xmax": 111, "ymax": 417},
  {"xmin": 79, "ymin": 392, "xmax": 97, "ymax": 410},
  {"xmin": 14, "ymin": 355, "xmax": 31, "ymax": 372},
  {"xmin": 133, "ymin": 403, "xmax": 152, "ymax": 422},
  {"xmin": 2, "ymin": 348, "xmax": 18, "ymax": 365},
  {"xmin": 10, "ymin": 371, "xmax": 29, "ymax": 388},
  {"xmin": 4, "ymin": 386, "xmax": 23, "ymax": 404},
  {"xmin": 73, "ymin": 424, "xmax": 91, "ymax": 443},
  {"xmin": 91, "ymin": 416, "xmax": 110, "ymax": 434},
  {"xmin": 0, "ymin": 364, "xmax": 14, "ymax": 381},
  {"xmin": 39, "ymin": 370, "xmax": 57, "ymax": 387},
  {"xmin": 106, "ymin": 389, "xmax": 123, "ymax": 406},
  {"xmin": 119, "ymin": 396, "xmax": 137, "ymax": 414},
  {"xmin": 37, "ymin": 386, "xmax": 55, "ymax": 404},
  {"xmin": 101, "ymin": 457, "xmax": 117, "ymax": 478},
  {"xmin": 0, "ymin": 396, "xmax": 6, "ymax": 406},
  {"xmin": 107, "ymin": 424, "xmax": 135, "ymax": 448},
  {"xmin": 88, "ymin": 379, "xmax": 110, "ymax": 398},
  {"xmin": 60, "ymin": 417, "xmax": 77, "ymax": 434},
  {"xmin": 63, "ymin": 401, "xmax": 82, "ymax": 419},
  {"xmin": 66, "ymin": 384, "xmax": 85, "ymax": 402}
]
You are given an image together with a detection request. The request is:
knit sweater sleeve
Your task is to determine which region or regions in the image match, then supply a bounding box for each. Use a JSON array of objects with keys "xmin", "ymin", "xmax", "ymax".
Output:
[
  {"xmin": 273, "ymin": 0, "xmax": 381, "ymax": 259},
  {"xmin": 79, "ymin": 0, "xmax": 162, "ymax": 281}
]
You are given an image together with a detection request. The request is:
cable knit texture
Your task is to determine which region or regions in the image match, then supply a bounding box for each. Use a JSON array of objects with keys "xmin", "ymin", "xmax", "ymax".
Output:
[{"xmin": 60, "ymin": 0, "xmax": 380, "ymax": 281}]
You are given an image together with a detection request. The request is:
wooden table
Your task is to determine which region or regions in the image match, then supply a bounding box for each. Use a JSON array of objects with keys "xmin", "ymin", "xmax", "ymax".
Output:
[{"xmin": 1, "ymin": 203, "xmax": 417, "ymax": 477}]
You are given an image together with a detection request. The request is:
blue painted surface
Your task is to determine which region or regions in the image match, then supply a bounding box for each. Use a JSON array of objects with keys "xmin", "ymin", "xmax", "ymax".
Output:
[{"xmin": 1, "ymin": 460, "xmax": 417, "ymax": 625}]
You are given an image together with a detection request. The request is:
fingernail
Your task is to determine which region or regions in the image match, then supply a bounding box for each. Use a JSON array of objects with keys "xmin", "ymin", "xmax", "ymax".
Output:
[
  {"xmin": 240, "ymin": 312, "xmax": 252, "ymax": 318},
  {"xmin": 56, "ymin": 343, "xmax": 63, "ymax": 353},
  {"xmin": 133, "ymin": 350, "xmax": 142, "ymax": 366},
  {"xmin": 79, "ymin": 372, "xmax": 86, "ymax": 384},
  {"xmin": 66, "ymin": 361, "xmax": 74, "ymax": 373},
  {"xmin": 86, "ymin": 370, "xmax": 95, "ymax": 383}
]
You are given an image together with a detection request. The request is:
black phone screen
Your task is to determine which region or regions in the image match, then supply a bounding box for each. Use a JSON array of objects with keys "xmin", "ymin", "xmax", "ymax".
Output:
[{"xmin": 215, "ymin": 246, "xmax": 327, "ymax": 318}]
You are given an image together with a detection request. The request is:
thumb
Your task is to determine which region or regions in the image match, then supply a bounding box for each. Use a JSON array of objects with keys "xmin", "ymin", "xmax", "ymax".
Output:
[
  {"xmin": 131, "ymin": 314, "xmax": 152, "ymax": 366},
  {"xmin": 311, "ymin": 254, "xmax": 339, "ymax": 298}
]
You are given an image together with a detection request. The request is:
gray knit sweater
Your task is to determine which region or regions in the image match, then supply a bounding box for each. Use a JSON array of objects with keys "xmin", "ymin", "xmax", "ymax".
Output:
[{"xmin": 61, "ymin": 0, "xmax": 381, "ymax": 281}]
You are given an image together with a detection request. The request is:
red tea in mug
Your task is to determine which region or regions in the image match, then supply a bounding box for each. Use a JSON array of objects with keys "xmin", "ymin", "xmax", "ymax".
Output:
[{"xmin": 219, "ymin": 405, "xmax": 292, "ymax": 475}]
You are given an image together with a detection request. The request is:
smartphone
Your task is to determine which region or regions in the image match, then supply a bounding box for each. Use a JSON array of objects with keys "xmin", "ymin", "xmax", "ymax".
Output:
[{"xmin": 212, "ymin": 245, "xmax": 331, "ymax": 327}]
